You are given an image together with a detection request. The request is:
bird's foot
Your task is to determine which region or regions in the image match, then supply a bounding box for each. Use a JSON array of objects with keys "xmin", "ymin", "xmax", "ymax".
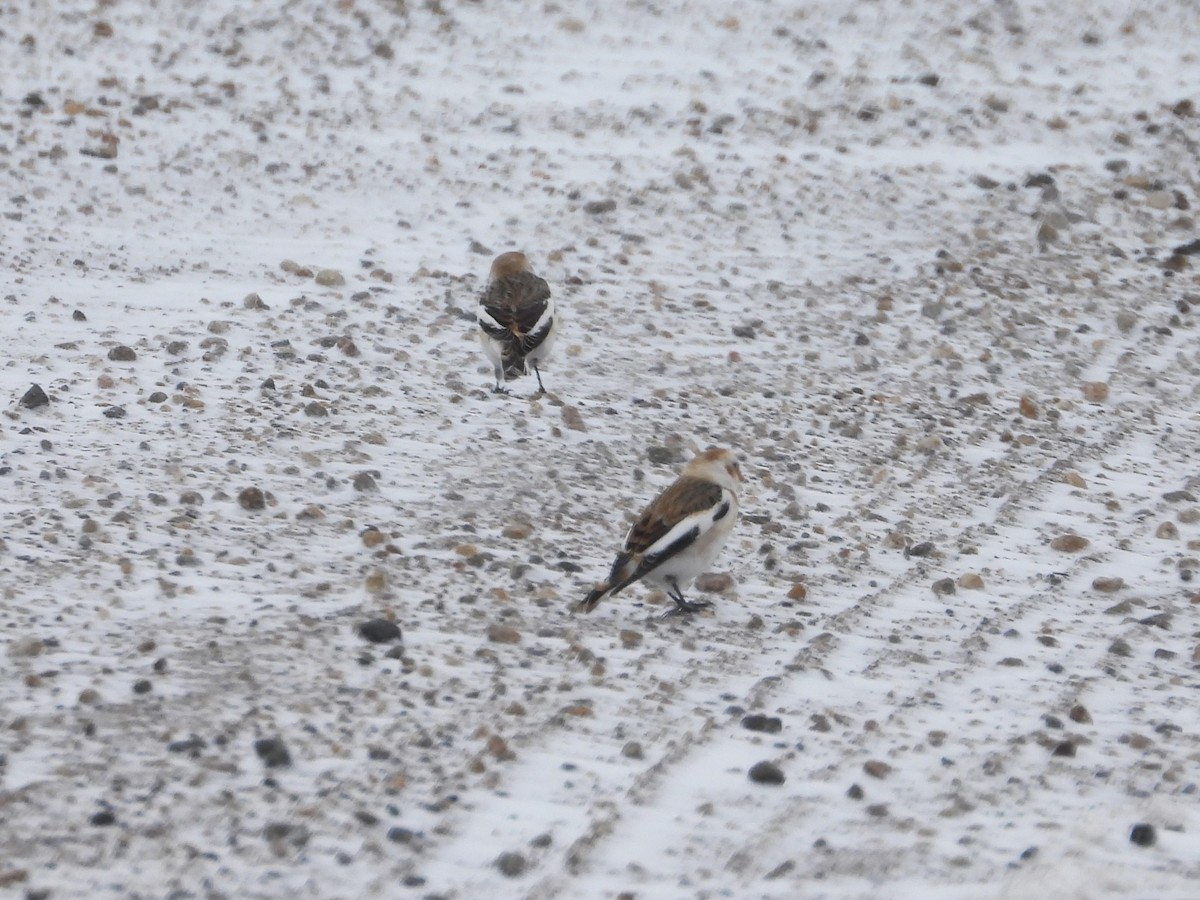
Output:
[
  {"xmin": 661, "ymin": 598, "xmax": 712, "ymax": 619},
  {"xmin": 492, "ymin": 384, "xmax": 511, "ymax": 395}
]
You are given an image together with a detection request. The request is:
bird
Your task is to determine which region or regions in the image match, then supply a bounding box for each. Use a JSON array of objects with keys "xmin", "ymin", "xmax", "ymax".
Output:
[
  {"xmin": 476, "ymin": 251, "xmax": 557, "ymax": 394},
  {"xmin": 577, "ymin": 447, "xmax": 743, "ymax": 616}
]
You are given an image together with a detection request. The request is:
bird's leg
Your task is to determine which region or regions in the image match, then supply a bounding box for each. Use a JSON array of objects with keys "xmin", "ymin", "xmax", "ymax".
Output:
[
  {"xmin": 661, "ymin": 577, "xmax": 711, "ymax": 617},
  {"xmin": 532, "ymin": 362, "xmax": 546, "ymax": 395}
]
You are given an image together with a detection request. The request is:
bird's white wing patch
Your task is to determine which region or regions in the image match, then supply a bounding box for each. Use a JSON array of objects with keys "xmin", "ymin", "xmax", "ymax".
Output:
[{"xmin": 633, "ymin": 490, "xmax": 732, "ymax": 562}]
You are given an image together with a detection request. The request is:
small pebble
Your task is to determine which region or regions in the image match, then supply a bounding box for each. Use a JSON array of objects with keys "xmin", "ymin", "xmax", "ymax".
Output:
[
  {"xmin": 863, "ymin": 760, "xmax": 892, "ymax": 779},
  {"xmin": 487, "ymin": 624, "xmax": 521, "ymax": 644},
  {"xmin": 1129, "ymin": 823, "xmax": 1156, "ymax": 847},
  {"xmin": 695, "ymin": 573, "xmax": 733, "ymax": 593},
  {"xmin": 108, "ymin": 345, "xmax": 137, "ymax": 361},
  {"xmin": 495, "ymin": 851, "xmax": 527, "ymax": 877},
  {"xmin": 19, "ymin": 384, "xmax": 49, "ymax": 409},
  {"xmin": 254, "ymin": 737, "xmax": 292, "ymax": 768},
  {"xmin": 748, "ymin": 760, "xmax": 785, "ymax": 785},
  {"xmin": 742, "ymin": 714, "xmax": 783, "ymax": 734},
  {"xmin": 1050, "ymin": 534, "xmax": 1089, "ymax": 552},
  {"xmin": 561, "ymin": 405, "xmax": 586, "ymax": 432},
  {"xmin": 358, "ymin": 619, "xmax": 401, "ymax": 643},
  {"xmin": 238, "ymin": 487, "xmax": 266, "ymax": 510}
]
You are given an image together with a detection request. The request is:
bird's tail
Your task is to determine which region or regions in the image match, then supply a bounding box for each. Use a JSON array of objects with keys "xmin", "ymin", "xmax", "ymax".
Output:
[{"xmin": 575, "ymin": 582, "xmax": 611, "ymax": 614}]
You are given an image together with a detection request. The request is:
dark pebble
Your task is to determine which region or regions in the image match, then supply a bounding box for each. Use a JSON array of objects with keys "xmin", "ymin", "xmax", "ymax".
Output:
[
  {"xmin": 304, "ymin": 400, "xmax": 328, "ymax": 417},
  {"xmin": 764, "ymin": 860, "xmax": 796, "ymax": 880},
  {"xmin": 238, "ymin": 487, "xmax": 266, "ymax": 510},
  {"xmin": 732, "ymin": 324, "xmax": 756, "ymax": 339},
  {"xmin": 103, "ymin": 406, "xmax": 126, "ymax": 419},
  {"xmin": 748, "ymin": 760, "xmax": 786, "ymax": 785},
  {"xmin": 906, "ymin": 541, "xmax": 935, "ymax": 557},
  {"xmin": 1129, "ymin": 823, "xmax": 1156, "ymax": 847},
  {"xmin": 73, "ymin": 309, "xmax": 87, "ymax": 321},
  {"xmin": 167, "ymin": 736, "xmax": 205, "ymax": 754},
  {"xmin": 741, "ymin": 714, "xmax": 783, "ymax": 734},
  {"xmin": 388, "ymin": 827, "xmax": 416, "ymax": 844},
  {"xmin": 107, "ymin": 345, "xmax": 137, "ymax": 361},
  {"xmin": 1051, "ymin": 740, "xmax": 1076, "ymax": 757},
  {"xmin": 495, "ymin": 851, "xmax": 527, "ymax": 877},
  {"xmin": 358, "ymin": 618, "xmax": 402, "ymax": 643},
  {"xmin": 582, "ymin": 199, "xmax": 616, "ymax": 215},
  {"xmin": 647, "ymin": 445, "xmax": 683, "ymax": 465},
  {"xmin": 254, "ymin": 737, "xmax": 292, "ymax": 768},
  {"xmin": 353, "ymin": 472, "xmax": 378, "ymax": 492},
  {"xmin": 148, "ymin": 391, "xmax": 167, "ymax": 403},
  {"xmin": 132, "ymin": 679, "xmax": 152, "ymax": 694},
  {"xmin": 90, "ymin": 810, "xmax": 116, "ymax": 826},
  {"xmin": 917, "ymin": 72, "xmax": 939, "ymax": 87},
  {"xmin": 847, "ymin": 783, "xmax": 864, "ymax": 800},
  {"xmin": 20, "ymin": 384, "xmax": 49, "ymax": 409}
]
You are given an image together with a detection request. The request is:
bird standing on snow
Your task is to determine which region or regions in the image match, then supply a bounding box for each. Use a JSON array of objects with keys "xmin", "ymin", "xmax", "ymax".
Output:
[
  {"xmin": 577, "ymin": 447, "xmax": 743, "ymax": 616},
  {"xmin": 476, "ymin": 251, "xmax": 557, "ymax": 394}
]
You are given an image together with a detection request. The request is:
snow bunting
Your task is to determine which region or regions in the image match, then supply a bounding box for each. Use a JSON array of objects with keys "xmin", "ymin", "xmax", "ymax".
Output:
[
  {"xmin": 476, "ymin": 251, "xmax": 557, "ymax": 394},
  {"xmin": 577, "ymin": 447, "xmax": 743, "ymax": 616}
]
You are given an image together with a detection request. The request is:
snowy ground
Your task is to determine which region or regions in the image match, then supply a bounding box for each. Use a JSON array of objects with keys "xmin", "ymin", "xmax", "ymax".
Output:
[{"xmin": 2, "ymin": 0, "xmax": 1200, "ymax": 897}]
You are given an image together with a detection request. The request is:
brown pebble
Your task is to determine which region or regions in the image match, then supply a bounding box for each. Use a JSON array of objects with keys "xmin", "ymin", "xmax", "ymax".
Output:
[
  {"xmin": 238, "ymin": 487, "xmax": 266, "ymax": 510},
  {"xmin": 863, "ymin": 760, "xmax": 892, "ymax": 779},
  {"xmin": 362, "ymin": 529, "xmax": 386, "ymax": 548},
  {"xmin": 1050, "ymin": 534, "xmax": 1089, "ymax": 552},
  {"xmin": 1156, "ymin": 522, "xmax": 1179, "ymax": 540},
  {"xmin": 694, "ymin": 572, "xmax": 733, "ymax": 593},
  {"xmin": 619, "ymin": 629, "xmax": 642, "ymax": 649},
  {"xmin": 787, "ymin": 583, "xmax": 807, "ymax": 601},
  {"xmin": 486, "ymin": 735, "xmax": 515, "ymax": 761},
  {"xmin": 502, "ymin": 522, "xmax": 532, "ymax": 540},
  {"xmin": 1081, "ymin": 382, "xmax": 1109, "ymax": 402},
  {"xmin": 487, "ymin": 624, "xmax": 521, "ymax": 644},
  {"xmin": 957, "ymin": 573, "xmax": 984, "ymax": 590},
  {"xmin": 108, "ymin": 345, "xmax": 137, "ymax": 362},
  {"xmin": 1019, "ymin": 396, "xmax": 1039, "ymax": 418},
  {"xmin": 561, "ymin": 405, "xmax": 586, "ymax": 432},
  {"xmin": 1069, "ymin": 704, "xmax": 1092, "ymax": 724},
  {"xmin": 1092, "ymin": 576, "xmax": 1125, "ymax": 593}
]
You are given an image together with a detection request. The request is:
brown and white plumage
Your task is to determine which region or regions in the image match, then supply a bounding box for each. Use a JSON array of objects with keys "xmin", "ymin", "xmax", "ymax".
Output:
[
  {"xmin": 476, "ymin": 251, "xmax": 557, "ymax": 394},
  {"xmin": 577, "ymin": 447, "xmax": 743, "ymax": 616}
]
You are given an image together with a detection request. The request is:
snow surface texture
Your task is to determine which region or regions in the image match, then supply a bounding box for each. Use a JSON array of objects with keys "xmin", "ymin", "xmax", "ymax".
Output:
[{"xmin": 2, "ymin": 1, "xmax": 1200, "ymax": 897}]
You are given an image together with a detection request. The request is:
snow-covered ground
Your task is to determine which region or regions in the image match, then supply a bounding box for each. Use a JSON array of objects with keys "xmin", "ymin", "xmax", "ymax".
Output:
[{"xmin": 3, "ymin": 1, "xmax": 1200, "ymax": 897}]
